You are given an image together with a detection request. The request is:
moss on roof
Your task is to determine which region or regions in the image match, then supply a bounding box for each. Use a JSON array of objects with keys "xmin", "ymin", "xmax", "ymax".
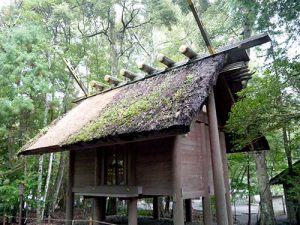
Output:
[{"xmin": 65, "ymin": 55, "xmax": 225, "ymax": 145}]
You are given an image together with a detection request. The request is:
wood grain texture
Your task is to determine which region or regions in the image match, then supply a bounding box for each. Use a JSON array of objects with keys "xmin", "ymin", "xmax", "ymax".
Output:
[
  {"xmin": 175, "ymin": 121, "xmax": 208, "ymax": 197},
  {"xmin": 134, "ymin": 137, "xmax": 175, "ymax": 195},
  {"xmin": 73, "ymin": 149, "xmax": 95, "ymax": 187}
]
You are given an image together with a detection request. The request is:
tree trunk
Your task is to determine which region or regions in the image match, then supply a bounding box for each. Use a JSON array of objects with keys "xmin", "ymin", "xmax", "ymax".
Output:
[
  {"xmin": 105, "ymin": 8, "xmax": 119, "ymax": 215},
  {"xmin": 49, "ymin": 152, "xmax": 66, "ymax": 216},
  {"xmin": 254, "ymin": 151, "xmax": 276, "ymax": 225},
  {"xmin": 247, "ymin": 157, "xmax": 251, "ymax": 225},
  {"xmin": 36, "ymin": 154, "xmax": 44, "ymax": 222},
  {"xmin": 282, "ymin": 127, "xmax": 292, "ymax": 170},
  {"xmin": 36, "ymin": 93, "xmax": 51, "ymax": 222},
  {"xmin": 41, "ymin": 153, "xmax": 54, "ymax": 218},
  {"xmin": 108, "ymin": 8, "xmax": 119, "ymax": 77}
]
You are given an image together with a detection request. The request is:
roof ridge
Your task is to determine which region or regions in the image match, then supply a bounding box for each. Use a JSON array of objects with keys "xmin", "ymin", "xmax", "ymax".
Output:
[{"xmin": 74, "ymin": 33, "xmax": 271, "ymax": 103}]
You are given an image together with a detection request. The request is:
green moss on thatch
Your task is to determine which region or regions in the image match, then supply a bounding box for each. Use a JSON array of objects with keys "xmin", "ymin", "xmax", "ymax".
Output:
[
  {"xmin": 66, "ymin": 76, "xmax": 174, "ymax": 144},
  {"xmin": 65, "ymin": 55, "xmax": 225, "ymax": 145}
]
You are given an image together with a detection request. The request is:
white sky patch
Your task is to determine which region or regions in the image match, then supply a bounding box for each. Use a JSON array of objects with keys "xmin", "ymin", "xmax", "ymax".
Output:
[{"xmin": 0, "ymin": 0, "xmax": 12, "ymax": 7}]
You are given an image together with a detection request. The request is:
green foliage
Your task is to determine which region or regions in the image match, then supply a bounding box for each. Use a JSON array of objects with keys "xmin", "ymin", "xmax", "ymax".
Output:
[{"xmin": 0, "ymin": 0, "xmax": 298, "ymax": 218}]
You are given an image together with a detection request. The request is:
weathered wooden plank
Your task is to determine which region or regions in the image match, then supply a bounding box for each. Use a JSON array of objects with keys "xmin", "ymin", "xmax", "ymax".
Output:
[
  {"xmin": 220, "ymin": 62, "xmax": 247, "ymax": 73},
  {"xmin": 141, "ymin": 188, "xmax": 172, "ymax": 196},
  {"xmin": 74, "ymin": 150, "xmax": 95, "ymax": 187},
  {"xmin": 135, "ymin": 138, "xmax": 173, "ymax": 195},
  {"xmin": 182, "ymin": 190, "xmax": 206, "ymax": 199},
  {"xmin": 73, "ymin": 186, "xmax": 142, "ymax": 198}
]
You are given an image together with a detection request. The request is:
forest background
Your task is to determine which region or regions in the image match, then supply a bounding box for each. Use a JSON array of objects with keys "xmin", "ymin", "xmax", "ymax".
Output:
[{"xmin": 0, "ymin": 0, "xmax": 299, "ymax": 224}]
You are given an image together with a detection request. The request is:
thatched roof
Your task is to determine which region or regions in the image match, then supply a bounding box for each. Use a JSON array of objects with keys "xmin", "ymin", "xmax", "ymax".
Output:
[
  {"xmin": 20, "ymin": 55, "xmax": 225, "ymax": 155},
  {"xmin": 270, "ymin": 160, "xmax": 300, "ymax": 185},
  {"xmin": 19, "ymin": 33, "xmax": 272, "ymax": 155}
]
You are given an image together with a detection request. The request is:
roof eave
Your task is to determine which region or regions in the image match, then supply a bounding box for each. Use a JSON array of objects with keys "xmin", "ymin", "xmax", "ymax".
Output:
[{"xmin": 19, "ymin": 125, "xmax": 190, "ymax": 155}]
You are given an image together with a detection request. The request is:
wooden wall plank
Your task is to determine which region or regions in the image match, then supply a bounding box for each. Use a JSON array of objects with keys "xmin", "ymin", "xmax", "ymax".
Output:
[
  {"xmin": 176, "ymin": 121, "xmax": 209, "ymax": 197},
  {"xmin": 74, "ymin": 149, "xmax": 95, "ymax": 187},
  {"xmin": 134, "ymin": 137, "xmax": 175, "ymax": 195}
]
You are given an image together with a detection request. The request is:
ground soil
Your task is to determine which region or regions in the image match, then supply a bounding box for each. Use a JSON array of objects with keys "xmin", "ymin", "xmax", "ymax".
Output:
[{"xmin": 2, "ymin": 208, "xmax": 290, "ymax": 225}]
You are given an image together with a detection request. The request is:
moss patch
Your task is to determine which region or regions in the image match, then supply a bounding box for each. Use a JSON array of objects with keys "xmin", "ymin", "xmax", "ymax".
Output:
[
  {"xmin": 64, "ymin": 55, "xmax": 225, "ymax": 145},
  {"xmin": 65, "ymin": 75, "xmax": 174, "ymax": 144}
]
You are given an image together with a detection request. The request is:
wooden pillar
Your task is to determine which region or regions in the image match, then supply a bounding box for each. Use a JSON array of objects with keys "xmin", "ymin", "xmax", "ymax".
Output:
[
  {"xmin": 219, "ymin": 132, "xmax": 234, "ymax": 225},
  {"xmin": 93, "ymin": 151, "xmax": 106, "ymax": 224},
  {"xmin": 207, "ymin": 91, "xmax": 229, "ymax": 225},
  {"xmin": 128, "ymin": 198, "xmax": 138, "ymax": 225},
  {"xmin": 153, "ymin": 197, "xmax": 160, "ymax": 220},
  {"xmin": 202, "ymin": 195, "xmax": 213, "ymax": 225},
  {"xmin": 66, "ymin": 151, "xmax": 75, "ymax": 225},
  {"xmin": 200, "ymin": 122, "xmax": 213, "ymax": 225},
  {"xmin": 173, "ymin": 138, "xmax": 184, "ymax": 225},
  {"xmin": 93, "ymin": 197, "xmax": 106, "ymax": 224},
  {"xmin": 185, "ymin": 199, "xmax": 192, "ymax": 222},
  {"xmin": 127, "ymin": 148, "xmax": 137, "ymax": 225}
]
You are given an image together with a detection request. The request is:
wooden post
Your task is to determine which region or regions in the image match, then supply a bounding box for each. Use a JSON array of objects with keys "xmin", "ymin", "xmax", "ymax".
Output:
[
  {"xmin": 207, "ymin": 91, "xmax": 229, "ymax": 225},
  {"xmin": 66, "ymin": 151, "xmax": 75, "ymax": 225},
  {"xmin": 199, "ymin": 122, "xmax": 213, "ymax": 225},
  {"xmin": 173, "ymin": 138, "xmax": 184, "ymax": 225},
  {"xmin": 185, "ymin": 199, "xmax": 192, "ymax": 222},
  {"xmin": 202, "ymin": 195, "xmax": 213, "ymax": 225},
  {"xmin": 153, "ymin": 197, "xmax": 160, "ymax": 220},
  {"xmin": 93, "ymin": 151, "xmax": 106, "ymax": 224},
  {"xmin": 128, "ymin": 198, "xmax": 138, "ymax": 225},
  {"xmin": 93, "ymin": 198, "xmax": 106, "ymax": 224},
  {"xmin": 219, "ymin": 132, "xmax": 233, "ymax": 225},
  {"xmin": 127, "ymin": 148, "xmax": 137, "ymax": 225}
]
